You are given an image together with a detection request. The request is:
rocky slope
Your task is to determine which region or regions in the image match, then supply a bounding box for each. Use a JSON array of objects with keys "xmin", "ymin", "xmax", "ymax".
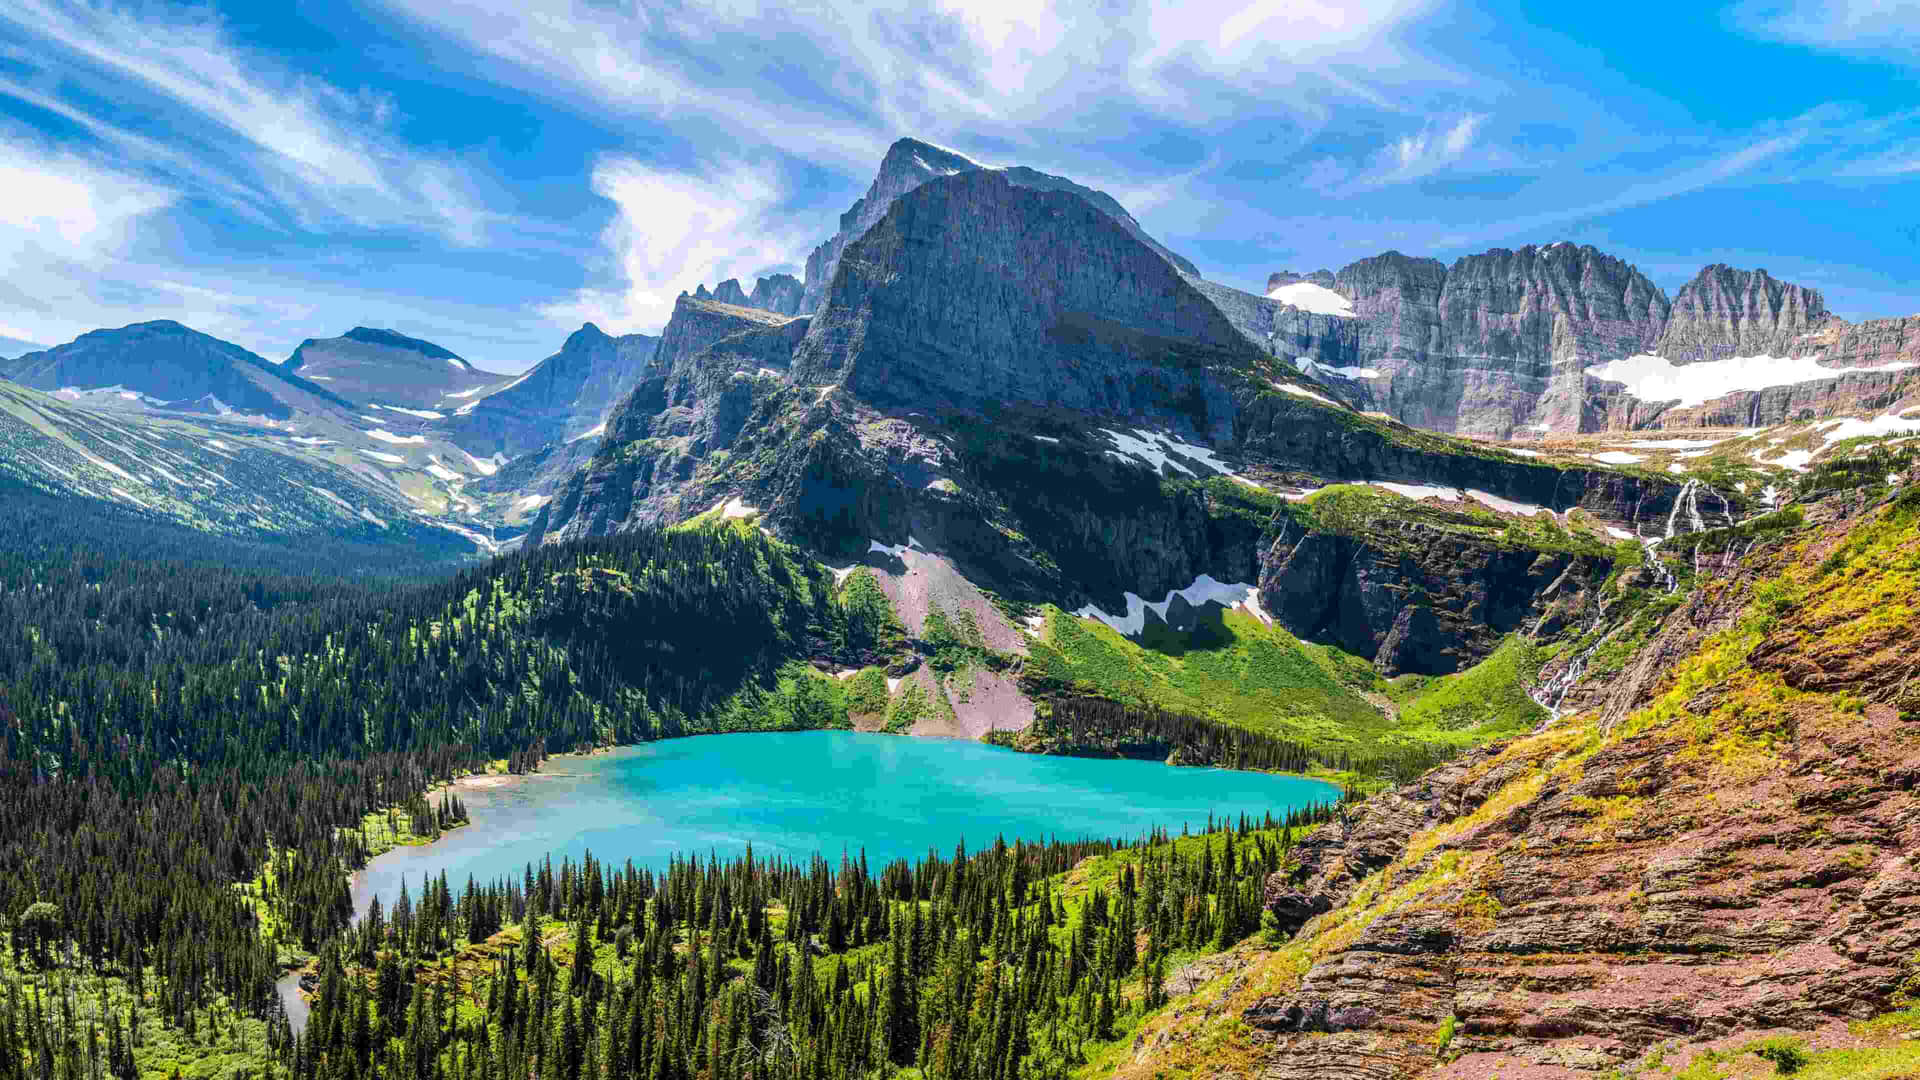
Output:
[
  {"xmin": 283, "ymin": 326, "xmax": 503, "ymax": 410},
  {"xmin": 0, "ymin": 376, "xmax": 481, "ymax": 553},
  {"xmin": 1, "ymin": 320, "xmax": 354, "ymax": 420},
  {"xmin": 1111, "ymin": 470, "xmax": 1920, "ymax": 1079},
  {"xmin": 437, "ymin": 322, "xmax": 658, "ymax": 460},
  {"xmin": 797, "ymin": 137, "xmax": 1199, "ymax": 313}
]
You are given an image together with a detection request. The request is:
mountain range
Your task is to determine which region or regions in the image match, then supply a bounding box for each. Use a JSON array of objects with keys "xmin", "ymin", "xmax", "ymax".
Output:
[{"xmin": 2, "ymin": 134, "xmax": 1916, "ymax": 598}]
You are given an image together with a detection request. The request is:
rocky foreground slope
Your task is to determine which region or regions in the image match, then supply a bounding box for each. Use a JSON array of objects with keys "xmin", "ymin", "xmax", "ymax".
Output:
[{"xmin": 1113, "ymin": 466, "xmax": 1920, "ymax": 1079}]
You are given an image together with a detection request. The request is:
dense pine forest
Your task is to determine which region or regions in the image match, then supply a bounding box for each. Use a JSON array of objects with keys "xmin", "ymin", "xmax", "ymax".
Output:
[{"xmin": 0, "ymin": 486, "xmax": 1357, "ymax": 1080}]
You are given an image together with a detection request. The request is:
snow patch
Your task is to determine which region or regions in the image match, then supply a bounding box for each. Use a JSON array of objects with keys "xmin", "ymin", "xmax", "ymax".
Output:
[
  {"xmin": 446, "ymin": 357, "xmax": 467, "ymax": 371},
  {"xmin": 569, "ymin": 423, "xmax": 606, "ymax": 442},
  {"xmin": 1100, "ymin": 429, "xmax": 1237, "ymax": 478},
  {"xmin": 869, "ymin": 537, "xmax": 926, "ymax": 559},
  {"xmin": 1032, "ymin": 435, "xmax": 1060, "ymax": 444},
  {"xmin": 720, "ymin": 496, "xmax": 759, "ymax": 520},
  {"xmin": 1460, "ymin": 489, "xmax": 1551, "ymax": 517},
  {"xmin": 1507, "ymin": 448, "xmax": 1543, "ymax": 458},
  {"xmin": 1301, "ymin": 358, "xmax": 1380, "ymax": 380},
  {"xmin": 1271, "ymin": 381, "xmax": 1337, "ymax": 406},
  {"xmin": 425, "ymin": 463, "xmax": 461, "ymax": 482},
  {"xmin": 366, "ymin": 429, "xmax": 428, "ymax": 445},
  {"xmin": 359, "ymin": 450, "xmax": 405, "ymax": 464},
  {"xmin": 1074, "ymin": 575, "xmax": 1264, "ymax": 637},
  {"xmin": 1266, "ymin": 281, "xmax": 1354, "ymax": 317},
  {"xmin": 359, "ymin": 508, "xmax": 388, "ymax": 528},
  {"xmin": 373, "ymin": 403, "xmax": 445, "ymax": 420},
  {"xmin": 459, "ymin": 449, "xmax": 499, "ymax": 476},
  {"xmin": 1819, "ymin": 412, "xmax": 1920, "ymax": 446},
  {"xmin": 513, "ymin": 494, "xmax": 551, "ymax": 513},
  {"xmin": 1606, "ymin": 526, "xmax": 1635, "ymax": 540},
  {"xmin": 1768, "ymin": 449, "xmax": 1815, "ymax": 471},
  {"xmin": 443, "ymin": 383, "xmax": 492, "ymax": 399},
  {"xmin": 1590, "ymin": 451, "xmax": 1644, "ymax": 465},
  {"xmin": 1373, "ymin": 482, "xmax": 1458, "ymax": 501},
  {"xmin": 206, "ymin": 439, "xmax": 232, "ymax": 451},
  {"xmin": 1586, "ymin": 352, "xmax": 1916, "ymax": 409}
]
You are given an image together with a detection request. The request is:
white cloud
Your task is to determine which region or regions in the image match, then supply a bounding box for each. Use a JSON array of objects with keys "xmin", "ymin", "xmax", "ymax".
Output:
[
  {"xmin": 540, "ymin": 157, "xmax": 816, "ymax": 334},
  {"xmin": 1347, "ymin": 113, "xmax": 1488, "ymax": 191},
  {"xmin": 372, "ymin": 0, "xmax": 1443, "ymax": 173},
  {"xmin": 1732, "ymin": 0, "xmax": 1920, "ymax": 60},
  {"xmin": 0, "ymin": 0, "xmax": 494, "ymax": 244},
  {"xmin": 0, "ymin": 140, "xmax": 175, "ymax": 266}
]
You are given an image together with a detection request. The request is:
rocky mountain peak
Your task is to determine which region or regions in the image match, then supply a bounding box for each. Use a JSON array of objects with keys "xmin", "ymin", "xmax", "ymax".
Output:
[
  {"xmin": 339, "ymin": 326, "xmax": 465, "ymax": 364},
  {"xmin": 1655, "ymin": 262, "xmax": 1832, "ymax": 363},
  {"xmin": 562, "ymin": 323, "xmax": 611, "ymax": 351},
  {"xmin": 1266, "ymin": 269, "xmax": 1336, "ymax": 291},
  {"xmin": 790, "ymin": 168, "xmax": 1245, "ymax": 434},
  {"xmin": 799, "ymin": 135, "xmax": 1198, "ymax": 314},
  {"xmin": 747, "ymin": 273, "xmax": 804, "ymax": 316}
]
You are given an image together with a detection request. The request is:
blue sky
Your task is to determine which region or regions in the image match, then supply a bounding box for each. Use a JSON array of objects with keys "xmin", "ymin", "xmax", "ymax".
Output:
[{"xmin": 1, "ymin": 0, "xmax": 1917, "ymax": 372}]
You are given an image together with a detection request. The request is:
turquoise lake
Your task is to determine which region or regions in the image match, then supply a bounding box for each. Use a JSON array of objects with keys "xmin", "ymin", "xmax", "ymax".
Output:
[{"xmin": 350, "ymin": 731, "xmax": 1340, "ymax": 916}]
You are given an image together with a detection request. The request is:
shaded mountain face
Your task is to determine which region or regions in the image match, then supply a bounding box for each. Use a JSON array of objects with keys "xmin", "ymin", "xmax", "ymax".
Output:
[
  {"xmin": 283, "ymin": 327, "xmax": 500, "ymax": 411},
  {"xmin": 0, "ymin": 320, "xmax": 351, "ymax": 420},
  {"xmin": 439, "ymin": 323, "xmax": 659, "ymax": 459},
  {"xmin": 533, "ymin": 169, "xmax": 1705, "ymax": 677},
  {"xmin": 797, "ymin": 137, "xmax": 1199, "ymax": 313}
]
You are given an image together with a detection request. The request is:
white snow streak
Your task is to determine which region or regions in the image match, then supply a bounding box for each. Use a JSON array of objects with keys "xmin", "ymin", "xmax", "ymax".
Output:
[{"xmin": 1074, "ymin": 575, "xmax": 1266, "ymax": 636}]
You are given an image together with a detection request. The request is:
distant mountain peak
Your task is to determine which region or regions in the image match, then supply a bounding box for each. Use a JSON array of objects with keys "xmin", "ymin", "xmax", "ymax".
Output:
[{"xmin": 340, "ymin": 326, "xmax": 465, "ymax": 363}]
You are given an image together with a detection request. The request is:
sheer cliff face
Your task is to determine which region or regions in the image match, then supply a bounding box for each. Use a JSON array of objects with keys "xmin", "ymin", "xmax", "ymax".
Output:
[
  {"xmin": 798, "ymin": 137, "xmax": 1198, "ymax": 314},
  {"xmin": 1656, "ymin": 264, "xmax": 1832, "ymax": 364},
  {"xmin": 1303, "ymin": 245, "xmax": 1670, "ymax": 438},
  {"xmin": 1254, "ymin": 248, "xmax": 1915, "ymax": 437},
  {"xmin": 791, "ymin": 170, "xmax": 1244, "ymax": 436}
]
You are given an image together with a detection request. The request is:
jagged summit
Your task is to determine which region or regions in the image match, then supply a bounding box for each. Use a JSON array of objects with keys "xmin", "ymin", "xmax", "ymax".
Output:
[
  {"xmin": 684, "ymin": 273, "xmax": 806, "ymax": 316},
  {"xmin": 797, "ymin": 134, "xmax": 1200, "ymax": 313}
]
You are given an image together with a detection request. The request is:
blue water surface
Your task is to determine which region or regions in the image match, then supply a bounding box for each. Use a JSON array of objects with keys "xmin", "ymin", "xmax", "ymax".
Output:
[{"xmin": 352, "ymin": 731, "xmax": 1338, "ymax": 915}]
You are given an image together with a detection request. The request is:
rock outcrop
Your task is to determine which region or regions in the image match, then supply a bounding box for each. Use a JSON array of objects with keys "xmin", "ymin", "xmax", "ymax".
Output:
[
  {"xmin": 1655, "ymin": 264, "xmax": 1833, "ymax": 363},
  {"xmin": 791, "ymin": 169, "xmax": 1243, "ymax": 430},
  {"xmin": 797, "ymin": 137, "xmax": 1198, "ymax": 313},
  {"xmin": 1260, "ymin": 518, "xmax": 1613, "ymax": 675}
]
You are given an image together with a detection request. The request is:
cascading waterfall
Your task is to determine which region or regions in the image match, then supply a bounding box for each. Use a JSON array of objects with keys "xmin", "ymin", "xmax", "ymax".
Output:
[{"xmin": 1533, "ymin": 477, "xmax": 1731, "ymax": 725}]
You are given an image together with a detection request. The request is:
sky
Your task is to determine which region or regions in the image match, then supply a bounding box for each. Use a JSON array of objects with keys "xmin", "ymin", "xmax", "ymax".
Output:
[{"xmin": 1, "ymin": 0, "xmax": 1918, "ymax": 373}]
